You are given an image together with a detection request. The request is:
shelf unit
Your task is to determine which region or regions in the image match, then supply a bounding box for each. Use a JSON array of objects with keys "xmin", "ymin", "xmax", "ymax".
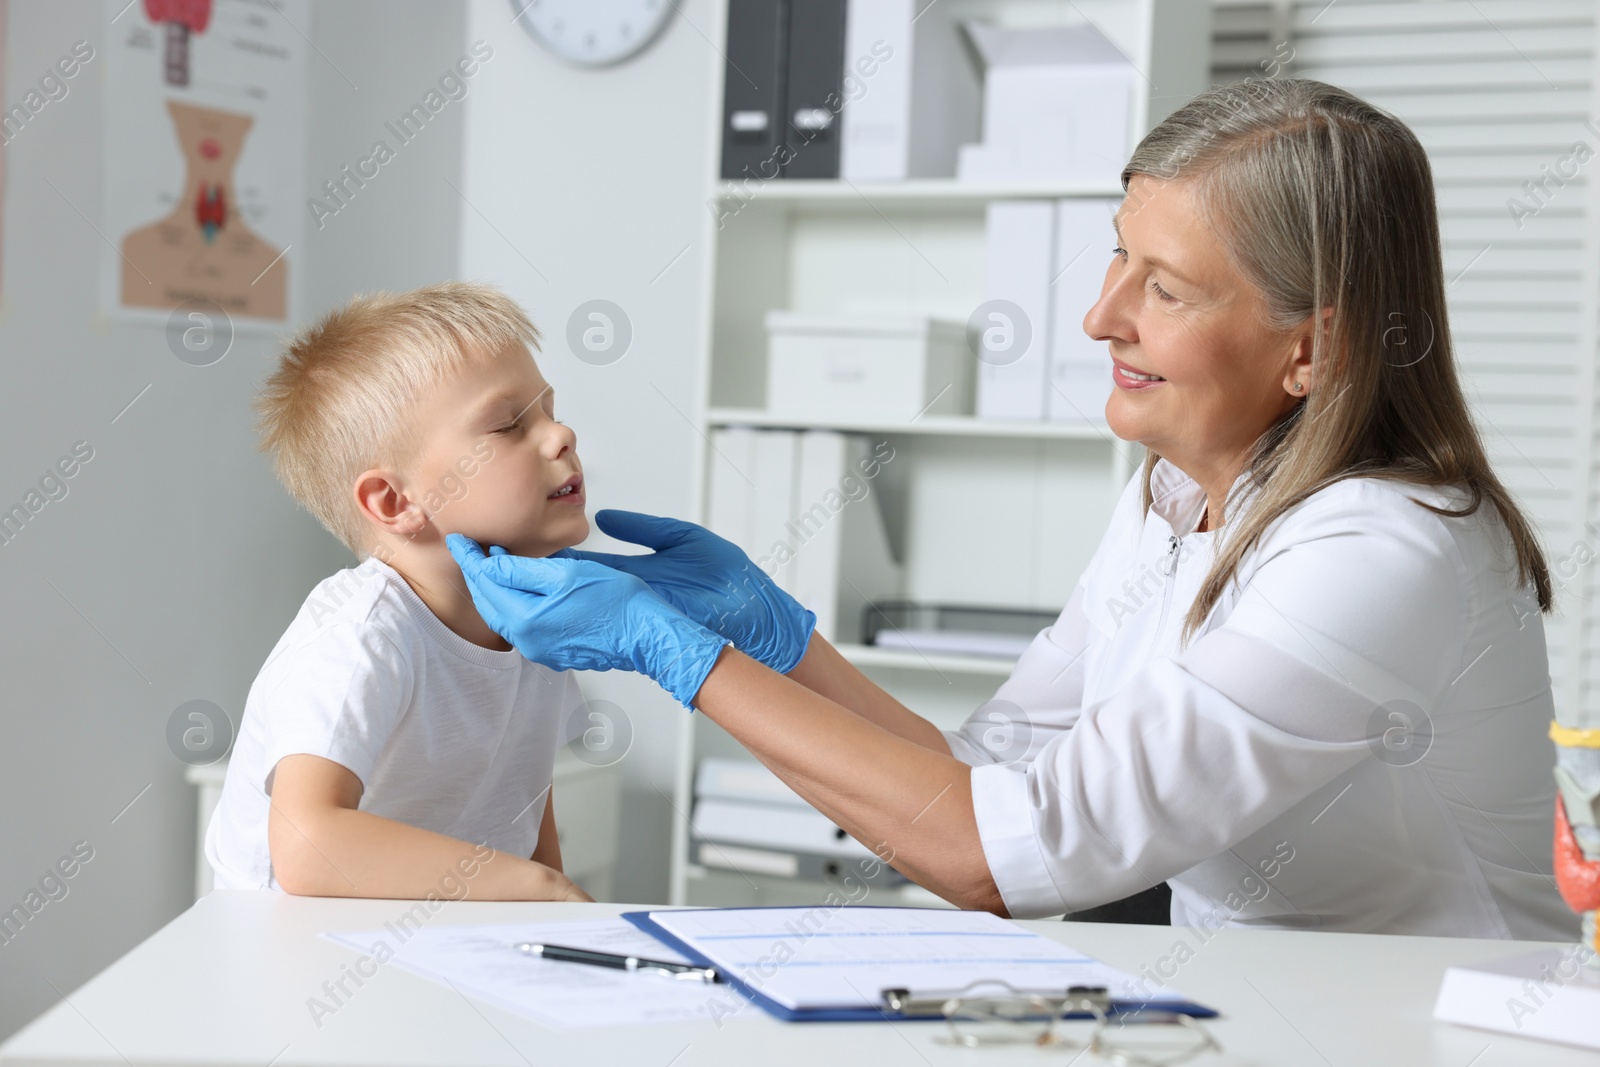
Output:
[
  {"xmin": 707, "ymin": 405, "xmax": 1127, "ymax": 442},
  {"xmin": 830, "ymin": 642, "xmax": 1020, "ymax": 678},
  {"xmin": 683, "ymin": 862, "xmax": 959, "ymax": 910},
  {"xmin": 715, "ymin": 178, "xmax": 1127, "ymax": 210},
  {"xmin": 668, "ymin": 0, "xmax": 1210, "ymax": 907}
]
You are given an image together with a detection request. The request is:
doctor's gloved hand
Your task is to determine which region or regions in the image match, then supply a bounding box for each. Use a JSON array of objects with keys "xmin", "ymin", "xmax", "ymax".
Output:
[
  {"xmin": 551, "ymin": 509, "xmax": 817, "ymax": 674},
  {"xmin": 446, "ymin": 533, "xmax": 730, "ymax": 709}
]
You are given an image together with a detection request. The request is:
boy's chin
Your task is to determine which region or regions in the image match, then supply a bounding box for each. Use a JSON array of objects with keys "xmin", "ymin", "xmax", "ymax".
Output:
[{"xmin": 478, "ymin": 519, "xmax": 590, "ymax": 559}]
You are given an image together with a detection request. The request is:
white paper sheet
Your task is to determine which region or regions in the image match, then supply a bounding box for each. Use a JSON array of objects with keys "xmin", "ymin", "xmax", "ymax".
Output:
[
  {"xmin": 320, "ymin": 919, "xmax": 727, "ymax": 1031},
  {"xmin": 644, "ymin": 907, "xmax": 1195, "ymax": 1013}
]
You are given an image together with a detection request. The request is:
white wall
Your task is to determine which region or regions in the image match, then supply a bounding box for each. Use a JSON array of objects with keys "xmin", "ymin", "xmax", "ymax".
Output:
[
  {"xmin": 458, "ymin": 0, "xmax": 718, "ymax": 904},
  {"xmin": 0, "ymin": 0, "xmax": 469, "ymax": 1040},
  {"xmin": 0, "ymin": 0, "xmax": 719, "ymax": 1034},
  {"xmin": 301, "ymin": 2, "xmax": 470, "ymax": 319}
]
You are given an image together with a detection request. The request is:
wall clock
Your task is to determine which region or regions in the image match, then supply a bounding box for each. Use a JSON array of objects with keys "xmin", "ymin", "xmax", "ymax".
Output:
[{"xmin": 509, "ymin": 0, "xmax": 675, "ymax": 67}]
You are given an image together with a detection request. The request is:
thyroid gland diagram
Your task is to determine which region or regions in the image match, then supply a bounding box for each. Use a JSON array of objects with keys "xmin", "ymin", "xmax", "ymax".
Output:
[{"xmin": 120, "ymin": 100, "xmax": 288, "ymax": 320}]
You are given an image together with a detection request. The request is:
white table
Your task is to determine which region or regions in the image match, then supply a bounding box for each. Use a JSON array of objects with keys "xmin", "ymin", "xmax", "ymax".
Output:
[{"xmin": 2, "ymin": 892, "xmax": 1596, "ymax": 1066}]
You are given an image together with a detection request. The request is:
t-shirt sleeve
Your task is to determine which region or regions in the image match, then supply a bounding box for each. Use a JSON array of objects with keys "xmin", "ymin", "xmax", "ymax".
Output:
[
  {"xmin": 254, "ymin": 621, "xmax": 415, "ymax": 796},
  {"xmin": 970, "ymin": 487, "xmax": 1469, "ymax": 918}
]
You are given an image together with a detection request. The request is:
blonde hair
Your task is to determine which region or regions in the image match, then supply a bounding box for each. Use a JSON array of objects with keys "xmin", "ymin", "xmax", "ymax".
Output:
[
  {"xmin": 1121, "ymin": 78, "xmax": 1552, "ymax": 645},
  {"xmin": 256, "ymin": 281, "xmax": 542, "ymax": 556}
]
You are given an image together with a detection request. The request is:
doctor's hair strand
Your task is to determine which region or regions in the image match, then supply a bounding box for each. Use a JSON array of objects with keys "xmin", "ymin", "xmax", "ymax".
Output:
[{"xmin": 1122, "ymin": 78, "xmax": 1553, "ymax": 646}]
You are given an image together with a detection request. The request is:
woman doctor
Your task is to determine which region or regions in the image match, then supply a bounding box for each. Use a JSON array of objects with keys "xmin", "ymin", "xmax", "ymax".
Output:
[{"xmin": 450, "ymin": 79, "xmax": 1577, "ymax": 938}]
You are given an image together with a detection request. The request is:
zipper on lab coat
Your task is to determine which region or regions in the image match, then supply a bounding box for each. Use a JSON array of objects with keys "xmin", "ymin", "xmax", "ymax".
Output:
[
  {"xmin": 1152, "ymin": 535, "xmax": 1182, "ymax": 640},
  {"xmin": 1132, "ymin": 534, "xmax": 1184, "ymax": 668}
]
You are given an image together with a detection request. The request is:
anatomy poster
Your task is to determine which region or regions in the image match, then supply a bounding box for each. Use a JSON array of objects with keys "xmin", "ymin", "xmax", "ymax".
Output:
[{"xmin": 102, "ymin": 0, "xmax": 307, "ymax": 326}]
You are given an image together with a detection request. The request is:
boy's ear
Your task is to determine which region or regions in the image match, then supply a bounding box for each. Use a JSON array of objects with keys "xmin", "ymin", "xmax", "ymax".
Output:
[{"xmin": 354, "ymin": 470, "xmax": 429, "ymax": 538}]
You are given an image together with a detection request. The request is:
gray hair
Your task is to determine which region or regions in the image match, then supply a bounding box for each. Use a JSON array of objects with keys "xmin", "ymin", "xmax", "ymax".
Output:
[{"xmin": 1120, "ymin": 78, "xmax": 1551, "ymax": 644}]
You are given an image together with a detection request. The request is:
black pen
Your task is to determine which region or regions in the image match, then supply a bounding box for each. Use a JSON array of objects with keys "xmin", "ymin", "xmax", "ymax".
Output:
[{"xmin": 513, "ymin": 941, "xmax": 721, "ymax": 983}]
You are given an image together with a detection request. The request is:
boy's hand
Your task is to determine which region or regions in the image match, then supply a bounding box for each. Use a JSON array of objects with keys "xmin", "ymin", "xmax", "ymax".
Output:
[
  {"xmin": 551, "ymin": 510, "xmax": 817, "ymax": 674},
  {"xmin": 538, "ymin": 866, "xmax": 596, "ymax": 903},
  {"xmin": 269, "ymin": 754, "xmax": 599, "ymax": 902}
]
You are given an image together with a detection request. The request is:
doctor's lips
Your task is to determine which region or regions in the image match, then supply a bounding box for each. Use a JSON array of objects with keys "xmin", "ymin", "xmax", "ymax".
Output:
[
  {"xmin": 547, "ymin": 473, "xmax": 584, "ymax": 504},
  {"xmin": 1111, "ymin": 355, "xmax": 1166, "ymax": 390}
]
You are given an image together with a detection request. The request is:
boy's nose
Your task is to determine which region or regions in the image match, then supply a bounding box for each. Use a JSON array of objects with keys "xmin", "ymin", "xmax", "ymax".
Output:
[{"xmin": 544, "ymin": 420, "xmax": 577, "ymax": 458}]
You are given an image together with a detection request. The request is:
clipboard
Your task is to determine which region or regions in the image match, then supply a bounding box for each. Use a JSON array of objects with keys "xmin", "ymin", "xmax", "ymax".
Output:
[{"xmin": 622, "ymin": 906, "xmax": 1218, "ymax": 1023}]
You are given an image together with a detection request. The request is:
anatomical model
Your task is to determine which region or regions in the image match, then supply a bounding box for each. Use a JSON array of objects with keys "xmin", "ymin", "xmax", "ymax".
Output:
[{"xmin": 1553, "ymin": 712, "xmax": 1600, "ymax": 965}]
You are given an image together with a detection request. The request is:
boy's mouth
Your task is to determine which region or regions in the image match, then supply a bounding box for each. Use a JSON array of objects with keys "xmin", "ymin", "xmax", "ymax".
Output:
[{"xmin": 547, "ymin": 473, "xmax": 583, "ymax": 501}]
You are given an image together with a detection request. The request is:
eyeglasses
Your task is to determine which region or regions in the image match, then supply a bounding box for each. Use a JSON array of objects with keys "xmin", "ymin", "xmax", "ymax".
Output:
[{"xmin": 881, "ymin": 982, "xmax": 1221, "ymax": 1066}]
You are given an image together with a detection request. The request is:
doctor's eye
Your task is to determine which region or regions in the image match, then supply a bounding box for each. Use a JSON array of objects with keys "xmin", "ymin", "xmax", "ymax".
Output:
[
  {"xmin": 1148, "ymin": 279, "xmax": 1178, "ymax": 304},
  {"xmin": 1111, "ymin": 246, "xmax": 1127, "ymax": 258}
]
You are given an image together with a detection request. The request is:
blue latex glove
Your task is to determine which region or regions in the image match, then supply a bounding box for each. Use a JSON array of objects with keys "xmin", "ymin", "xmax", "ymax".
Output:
[
  {"xmin": 446, "ymin": 533, "xmax": 730, "ymax": 709},
  {"xmin": 552, "ymin": 510, "xmax": 817, "ymax": 674}
]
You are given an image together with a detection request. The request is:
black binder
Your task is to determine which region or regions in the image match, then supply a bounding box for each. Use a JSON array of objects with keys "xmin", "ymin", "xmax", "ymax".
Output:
[
  {"xmin": 720, "ymin": 0, "xmax": 789, "ymax": 181},
  {"xmin": 720, "ymin": 0, "xmax": 847, "ymax": 181},
  {"xmin": 780, "ymin": 0, "xmax": 847, "ymax": 179}
]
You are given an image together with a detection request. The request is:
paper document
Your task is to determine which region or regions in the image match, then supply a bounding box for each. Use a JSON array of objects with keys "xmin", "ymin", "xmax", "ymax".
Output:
[
  {"xmin": 320, "ymin": 918, "xmax": 726, "ymax": 1030},
  {"xmin": 639, "ymin": 907, "xmax": 1194, "ymax": 1013}
]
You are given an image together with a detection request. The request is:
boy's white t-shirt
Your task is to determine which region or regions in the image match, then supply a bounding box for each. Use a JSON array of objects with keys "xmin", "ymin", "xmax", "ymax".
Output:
[{"xmin": 205, "ymin": 557, "xmax": 588, "ymax": 891}]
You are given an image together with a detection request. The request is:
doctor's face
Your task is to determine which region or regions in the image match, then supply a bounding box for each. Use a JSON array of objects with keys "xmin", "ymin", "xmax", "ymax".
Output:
[{"xmin": 1083, "ymin": 175, "xmax": 1309, "ymax": 479}]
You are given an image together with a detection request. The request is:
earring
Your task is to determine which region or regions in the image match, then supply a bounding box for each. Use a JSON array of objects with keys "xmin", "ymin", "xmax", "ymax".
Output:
[{"xmin": 1293, "ymin": 382, "xmax": 1304, "ymax": 393}]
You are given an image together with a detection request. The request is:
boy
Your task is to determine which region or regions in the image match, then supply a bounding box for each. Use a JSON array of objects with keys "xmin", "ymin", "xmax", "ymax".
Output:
[{"xmin": 205, "ymin": 282, "xmax": 592, "ymax": 901}]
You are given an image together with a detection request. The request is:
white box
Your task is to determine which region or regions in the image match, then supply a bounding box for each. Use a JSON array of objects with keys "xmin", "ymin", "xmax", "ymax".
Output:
[
  {"xmin": 696, "ymin": 757, "xmax": 811, "ymax": 809},
  {"xmin": 706, "ymin": 427, "xmax": 757, "ymax": 552},
  {"xmin": 749, "ymin": 430, "xmax": 799, "ymax": 593},
  {"xmin": 790, "ymin": 432, "xmax": 902, "ymax": 644},
  {"xmin": 692, "ymin": 758, "xmax": 894, "ymax": 882},
  {"xmin": 957, "ymin": 22, "xmax": 1136, "ymax": 186},
  {"xmin": 693, "ymin": 798, "xmax": 878, "ymax": 860},
  {"xmin": 764, "ymin": 311, "xmax": 971, "ymax": 422},
  {"xmin": 839, "ymin": 0, "xmax": 981, "ymax": 180},
  {"xmin": 977, "ymin": 200, "xmax": 1055, "ymax": 420},
  {"xmin": 1048, "ymin": 198, "xmax": 1117, "ymax": 422}
]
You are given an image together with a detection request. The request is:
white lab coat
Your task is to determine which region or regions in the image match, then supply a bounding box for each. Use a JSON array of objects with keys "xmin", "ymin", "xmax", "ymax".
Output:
[{"xmin": 947, "ymin": 457, "xmax": 1578, "ymax": 939}]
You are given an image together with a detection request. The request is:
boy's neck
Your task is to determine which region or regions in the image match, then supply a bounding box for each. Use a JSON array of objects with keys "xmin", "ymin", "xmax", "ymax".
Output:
[{"xmin": 374, "ymin": 545, "xmax": 513, "ymax": 653}]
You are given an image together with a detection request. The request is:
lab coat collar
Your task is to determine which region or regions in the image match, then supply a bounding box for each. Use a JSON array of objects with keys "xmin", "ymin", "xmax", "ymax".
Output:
[{"xmin": 1147, "ymin": 457, "xmax": 1259, "ymax": 536}]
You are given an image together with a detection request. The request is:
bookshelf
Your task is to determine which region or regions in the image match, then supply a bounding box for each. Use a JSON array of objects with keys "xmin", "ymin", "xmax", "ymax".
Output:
[
  {"xmin": 707, "ymin": 405, "xmax": 1130, "ymax": 442},
  {"xmin": 715, "ymin": 178, "xmax": 1127, "ymax": 210},
  {"xmin": 669, "ymin": 0, "xmax": 1211, "ymax": 907},
  {"xmin": 830, "ymin": 642, "xmax": 1021, "ymax": 678}
]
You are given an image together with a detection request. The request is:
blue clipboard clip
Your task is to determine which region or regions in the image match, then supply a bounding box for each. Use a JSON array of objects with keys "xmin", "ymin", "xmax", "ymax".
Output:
[
  {"xmin": 882, "ymin": 981, "xmax": 1222, "ymax": 1057},
  {"xmin": 881, "ymin": 982, "xmax": 1113, "ymax": 1019}
]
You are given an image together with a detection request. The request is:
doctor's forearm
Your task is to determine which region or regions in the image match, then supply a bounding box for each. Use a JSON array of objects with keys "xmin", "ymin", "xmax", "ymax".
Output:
[
  {"xmin": 696, "ymin": 646, "xmax": 1006, "ymax": 914},
  {"xmin": 785, "ymin": 632, "xmax": 953, "ymax": 754}
]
